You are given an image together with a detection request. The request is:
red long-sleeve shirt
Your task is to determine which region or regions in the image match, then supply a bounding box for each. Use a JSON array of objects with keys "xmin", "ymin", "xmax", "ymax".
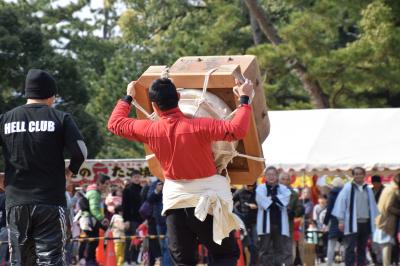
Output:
[{"xmin": 108, "ymin": 100, "xmax": 252, "ymax": 180}]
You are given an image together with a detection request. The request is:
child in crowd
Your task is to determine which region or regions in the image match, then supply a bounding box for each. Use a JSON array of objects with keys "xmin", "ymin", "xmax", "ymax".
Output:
[
  {"xmin": 110, "ymin": 205, "xmax": 128, "ymax": 266},
  {"xmin": 105, "ymin": 186, "xmax": 123, "ymax": 215}
]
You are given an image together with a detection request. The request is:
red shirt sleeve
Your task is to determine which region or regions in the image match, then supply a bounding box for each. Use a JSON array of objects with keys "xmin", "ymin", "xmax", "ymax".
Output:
[
  {"xmin": 195, "ymin": 104, "xmax": 252, "ymax": 142},
  {"xmin": 107, "ymin": 100, "xmax": 153, "ymax": 143}
]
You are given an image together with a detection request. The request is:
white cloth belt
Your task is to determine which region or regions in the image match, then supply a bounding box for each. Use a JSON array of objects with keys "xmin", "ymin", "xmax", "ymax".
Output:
[{"xmin": 162, "ymin": 174, "xmax": 244, "ymax": 245}]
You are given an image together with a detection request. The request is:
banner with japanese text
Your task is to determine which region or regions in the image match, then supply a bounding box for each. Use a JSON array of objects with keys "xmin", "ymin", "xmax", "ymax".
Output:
[{"xmin": 67, "ymin": 159, "xmax": 149, "ymax": 185}]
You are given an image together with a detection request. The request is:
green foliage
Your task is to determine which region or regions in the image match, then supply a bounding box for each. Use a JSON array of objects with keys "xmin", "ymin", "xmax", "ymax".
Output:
[
  {"xmin": 0, "ymin": 0, "xmax": 102, "ymax": 167},
  {"xmin": 1, "ymin": 0, "xmax": 400, "ymax": 166},
  {"xmin": 251, "ymin": 0, "xmax": 400, "ymax": 109},
  {"xmin": 118, "ymin": 0, "xmax": 253, "ymax": 62}
]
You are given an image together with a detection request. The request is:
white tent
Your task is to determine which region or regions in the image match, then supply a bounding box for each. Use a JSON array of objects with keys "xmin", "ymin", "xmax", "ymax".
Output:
[{"xmin": 262, "ymin": 108, "xmax": 400, "ymax": 174}]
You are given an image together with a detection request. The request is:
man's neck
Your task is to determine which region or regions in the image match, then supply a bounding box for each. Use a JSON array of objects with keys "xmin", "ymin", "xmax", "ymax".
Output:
[{"xmin": 27, "ymin": 99, "xmax": 49, "ymax": 105}]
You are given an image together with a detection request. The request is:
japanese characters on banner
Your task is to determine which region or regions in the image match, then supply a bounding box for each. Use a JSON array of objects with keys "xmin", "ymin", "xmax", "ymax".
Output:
[{"xmin": 66, "ymin": 159, "xmax": 150, "ymax": 185}]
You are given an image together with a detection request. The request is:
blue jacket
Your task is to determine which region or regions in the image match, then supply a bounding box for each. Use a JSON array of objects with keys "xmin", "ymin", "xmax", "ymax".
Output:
[
  {"xmin": 324, "ymin": 187, "xmax": 343, "ymax": 239},
  {"xmin": 332, "ymin": 182, "xmax": 379, "ymax": 235},
  {"xmin": 147, "ymin": 180, "xmax": 165, "ymax": 226}
]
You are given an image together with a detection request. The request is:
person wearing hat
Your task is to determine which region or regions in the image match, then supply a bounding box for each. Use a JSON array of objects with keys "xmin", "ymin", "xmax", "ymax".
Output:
[
  {"xmin": 108, "ymin": 77, "xmax": 254, "ymax": 266},
  {"xmin": 0, "ymin": 69, "xmax": 87, "ymax": 265}
]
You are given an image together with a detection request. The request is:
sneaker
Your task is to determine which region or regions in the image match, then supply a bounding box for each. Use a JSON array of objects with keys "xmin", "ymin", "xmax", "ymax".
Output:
[{"xmin": 79, "ymin": 258, "xmax": 86, "ymax": 265}]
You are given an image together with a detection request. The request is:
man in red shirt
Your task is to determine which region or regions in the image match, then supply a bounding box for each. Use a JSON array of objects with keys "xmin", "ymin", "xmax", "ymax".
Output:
[{"xmin": 108, "ymin": 77, "xmax": 253, "ymax": 266}]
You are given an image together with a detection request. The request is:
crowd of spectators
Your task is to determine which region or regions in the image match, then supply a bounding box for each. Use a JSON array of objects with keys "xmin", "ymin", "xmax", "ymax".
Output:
[
  {"xmin": 233, "ymin": 166, "xmax": 400, "ymax": 266},
  {"xmin": 0, "ymin": 166, "xmax": 399, "ymax": 266}
]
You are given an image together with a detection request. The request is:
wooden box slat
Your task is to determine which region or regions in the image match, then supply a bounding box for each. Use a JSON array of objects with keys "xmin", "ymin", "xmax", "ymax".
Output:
[{"xmin": 134, "ymin": 56, "xmax": 269, "ymax": 184}]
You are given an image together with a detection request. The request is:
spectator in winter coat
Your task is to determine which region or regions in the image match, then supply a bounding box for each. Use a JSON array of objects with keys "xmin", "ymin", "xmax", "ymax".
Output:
[
  {"xmin": 279, "ymin": 172, "xmax": 304, "ymax": 236},
  {"xmin": 147, "ymin": 180, "xmax": 171, "ymax": 266},
  {"xmin": 374, "ymin": 173, "xmax": 400, "ymax": 266},
  {"xmin": 372, "ymin": 175, "xmax": 385, "ymax": 204},
  {"xmin": 279, "ymin": 172, "xmax": 305, "ymax": 265},
  {"xmin": 256, "ymin": 166, "xmax": 292, "ymax": 266},
  {"xmin": 302, "ymin": 187, "xmax": 314, "ymax": 229},
  {"xmin": 233, "ymin": 183, "xmax": 258, "ymax": 266},
  {"xmin": 313, "ymin": 195, "xmax": 328, "ymax": 263},
  {"xmin": 110, "ymin": 205, "xmax": 128, "ymax": 266},
  {"xmin": 85, "ymin": 174, "xmax": 110, "ymax": 266},
  {"xmin": 332, "ymin": 167, "xmax": 379, "ymax": 266},
  {"xmin": 323, "ymin": 177, "xmax": 344, "ymax": 266},
  {"xmin": 105, "ymin": 186, "xmax": 123, "ymax": 215},
  {"xmin": 370, "ymin": 174, "xmax": 386, "ymax": 265},
  {"xmin": 122, "ymin": 170, "xmax": 144, "ymax": 264}
]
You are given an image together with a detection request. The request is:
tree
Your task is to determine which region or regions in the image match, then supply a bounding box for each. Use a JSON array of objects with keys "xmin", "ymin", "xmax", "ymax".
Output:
[
  {"xmin": 246, "ymin": 0, "xmax": 400, "ymax": 109},
  {"xmin": 0, "ymin": 1, "xmax": 103, "ymax": 168},
  {"xmin": 2, "ymin": 0, "xmax": 400, "ymax": 164},
  {"xmin": 118, "ymin": 0, "xmax": 253, "ymax": 61}
]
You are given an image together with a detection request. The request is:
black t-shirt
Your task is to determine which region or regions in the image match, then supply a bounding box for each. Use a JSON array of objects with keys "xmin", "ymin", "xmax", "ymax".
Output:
[{"xmin": 0, "ymin": 103, "xmax": 85, "ymax": 209}]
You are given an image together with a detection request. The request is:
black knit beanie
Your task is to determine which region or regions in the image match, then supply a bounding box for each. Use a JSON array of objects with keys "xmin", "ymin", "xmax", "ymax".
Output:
[{"xmin": 24, "ymin": 69, "xmax": 57, "ymax": 99}]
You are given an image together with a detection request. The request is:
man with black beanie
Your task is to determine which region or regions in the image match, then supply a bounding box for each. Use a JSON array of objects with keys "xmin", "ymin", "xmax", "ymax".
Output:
[{"xmin": 0, "ymin": 69, "xmax": 87, "ymax": 265}]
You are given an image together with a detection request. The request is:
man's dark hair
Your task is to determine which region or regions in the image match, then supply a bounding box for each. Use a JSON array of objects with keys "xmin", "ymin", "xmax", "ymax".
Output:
[
  {"xmin": 352, "ymin": 167, "xmax": 366, "ymax": 176},
  {"xmin": 97, "ymin": 173, "xmax": 111, "ymax": 185},
  {"xmin": 148, "ymin": 78, "xmax": 179, "ymax": 111},
  {"xmin": 371, "ymin": 175, "xmax": 382, "ymax": 183},
  {"xmin": 265, "ymin": 166, "xmax": 278, "ymax": 174},
  {"xmin": 131, "ymin": 169, "xmax": 141, "ymax": 177}
]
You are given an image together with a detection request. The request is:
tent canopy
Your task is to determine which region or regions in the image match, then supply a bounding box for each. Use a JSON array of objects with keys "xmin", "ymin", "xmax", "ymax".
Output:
[{"xmin": 262, "ymin": 108, "xmax": 400, "ymax": 173}]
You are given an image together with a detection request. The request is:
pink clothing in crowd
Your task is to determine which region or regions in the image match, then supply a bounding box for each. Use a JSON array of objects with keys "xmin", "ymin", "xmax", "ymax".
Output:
[{"xmin": 105, "ymin": 193, "xmax": 122, "ymax": 214}]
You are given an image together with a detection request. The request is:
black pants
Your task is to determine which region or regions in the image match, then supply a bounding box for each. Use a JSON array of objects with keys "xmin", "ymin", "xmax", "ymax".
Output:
[
  {"xmin": 344, "ymin": 222, "xmax": 370, "ymax": 266},
  {"xmin": 166, "ymin": 208, "xmax": 239, "ymax": 266},
  {"xmin": 83, "ymin": 225, "xmax": 99, "ymax": 264},
  {"xmin": 124, "ymin": 221, "xmax": 139, "ymax": 263},
  {"xmin": 148, "ymin": 218, "xmax": 161, "ymax": 266},
  {"xmin": 258, "ymin": 224, "xmax": 292, "ymax": 266},
  {"xmin": 7, "ymin": 204, "xmax": 67, "ymax": 266}
]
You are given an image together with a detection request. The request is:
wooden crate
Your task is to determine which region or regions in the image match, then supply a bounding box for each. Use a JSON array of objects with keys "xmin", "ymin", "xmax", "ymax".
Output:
[{"xmin": 134, "ymin": 56, "xmax": 270, "ymax": 184}]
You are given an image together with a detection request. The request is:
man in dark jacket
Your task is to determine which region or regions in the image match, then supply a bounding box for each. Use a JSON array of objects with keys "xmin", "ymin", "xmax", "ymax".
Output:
[
  {"xmin": 279, "ymin": 172, "xmax": 304, "ymax": 264},
  {"xmin": 279, "ymin": 172, "xmax": 304, "ymax": 236},
  {"xmin": 372, "ymin": 175, "xmax": 385, "ymax": 204},
  {"xmin": 323, "ymin": 177, "xmax": 344, "ymax": 266},
  {"xmin": 0, "ymin": 69, "xmax": 87, "ymax": 265},
  {"xmin": 233, "ymin": 183, "xmax": 258, "ymax": 266},
  {"xmin": 147, "ymin": 180, "xmax": 170, "ymax": 266},
  {"xmin": 122, "ymin": 169, "xmax": 144, "ymax": 264}
]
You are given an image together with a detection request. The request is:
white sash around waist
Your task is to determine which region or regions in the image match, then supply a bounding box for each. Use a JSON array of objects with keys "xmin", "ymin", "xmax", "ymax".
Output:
[{"xmin": 162, "ymin": 174, "xmax": 243, "ymax": 245}]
